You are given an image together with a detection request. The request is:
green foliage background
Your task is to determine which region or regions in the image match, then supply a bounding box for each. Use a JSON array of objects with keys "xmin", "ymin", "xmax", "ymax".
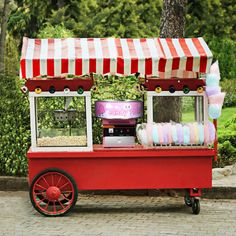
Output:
[
  {"xmin": 0, "ymin": 0, "xmax": 235, "ymax": 175},
  {"xmin": 0, "ymin": 75, "xmax": 30, "ymax": 176}
]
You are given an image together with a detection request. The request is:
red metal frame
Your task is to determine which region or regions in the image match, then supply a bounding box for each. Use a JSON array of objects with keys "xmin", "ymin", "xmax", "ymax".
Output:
[
  {"xmin": 189, "ymin": 188, "xmax": 202, "ymax": 197},
  {"xmin": 144, "ymin": 78, "xmax": 205, "ymax": 91},
  {"xmin": 213, "ymin": 119, "xmax": 218, "ymax": 161},
  {"xmin": 25, "ymin": 77, "xmax": 94, "ymax": 92},
  {"xmin": 28, "ymin": 145, "xmax": 214, "ymax": 191}
]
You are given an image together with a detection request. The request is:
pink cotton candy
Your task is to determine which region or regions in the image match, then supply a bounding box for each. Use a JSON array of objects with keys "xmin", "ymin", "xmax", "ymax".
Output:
[
  {"xmin": 188, "ymin": 123, "xmax": 195, "ymax": 144},
  {"xmin": 208, "ymin": 121, "xmax": 216, "ymax": 143},
  {"xmin": 208, "ymin": 92, "xmax": 226, "ymax": 106},
  {"xmin": 210, "ymin": 60, "xmax": 220, "ymax": 76},
  {"xmin": 163, "ymin": 123, "xmax": 171, "ymax": 144},
  {"xmin": 204, "ymin": 122, "xmax": 210, "ymax": 145},
  {"xmin": 166, "ymin": 123, "xmax": 173, "ymax": 144}
]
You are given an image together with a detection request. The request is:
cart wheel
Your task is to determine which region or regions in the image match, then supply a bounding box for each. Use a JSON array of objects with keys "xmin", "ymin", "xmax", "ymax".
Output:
[
  {"xmin": 30, "ymin": 168, "xmax": 78, "ymax": 216},
  {"xmin": 191, "ymin": 198, "xmax": 200, "ymax": 215},
  {"xmin": 184, "ymin": 194, "xmax": 192, "ymax": 207}
]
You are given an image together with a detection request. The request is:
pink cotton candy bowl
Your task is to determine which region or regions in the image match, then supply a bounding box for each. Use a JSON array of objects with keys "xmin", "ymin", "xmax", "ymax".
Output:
[
  {"xmin": 95, "ymin": 100, "xmax": 143, "ymax": 119},
  {"xmin": 208, "ymin": 92, "xmax": 226, "ymax": 105}
]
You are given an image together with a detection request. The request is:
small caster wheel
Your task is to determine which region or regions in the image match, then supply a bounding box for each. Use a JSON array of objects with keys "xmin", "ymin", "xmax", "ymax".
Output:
[
  {"xmin": 191, "ymin": 198, "xmax": 200, "ymax": 215},
  {"xmin": 30, "ymin": 168, "xmax": 78, "ymax": 216},
  {"xmin": 184, "ymin": 194, "xmax": 192, "ymax": 207}
]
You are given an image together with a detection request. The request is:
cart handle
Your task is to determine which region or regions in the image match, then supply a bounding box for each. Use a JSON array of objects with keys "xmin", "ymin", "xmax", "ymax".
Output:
[{"xmin": 213, "ymin": 119, "xmax": 218, "ymax": 161}]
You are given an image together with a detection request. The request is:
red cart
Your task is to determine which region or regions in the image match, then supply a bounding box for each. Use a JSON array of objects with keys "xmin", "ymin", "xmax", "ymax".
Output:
[{"xmin": 20, "ymin": 37, "xmax": 217, "ymax": 216}]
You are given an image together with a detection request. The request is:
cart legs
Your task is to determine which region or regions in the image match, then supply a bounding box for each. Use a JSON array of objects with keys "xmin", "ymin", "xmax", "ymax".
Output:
[
  {"xmin": 191, "ymin": 198, "xmax": 200, "ymax": 215},
  {"xmin": 30, "ymin": 168, "xmax": 78, "ymax": 216},
  {"xmin": 184, "ymin": 189, "xmax": 201, "ymax": 215}
]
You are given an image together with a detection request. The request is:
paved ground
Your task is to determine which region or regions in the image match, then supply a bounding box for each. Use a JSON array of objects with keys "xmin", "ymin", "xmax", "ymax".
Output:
[{"xmin": 0, "ymin": 191, "xmax": 235, "ymax": 236}]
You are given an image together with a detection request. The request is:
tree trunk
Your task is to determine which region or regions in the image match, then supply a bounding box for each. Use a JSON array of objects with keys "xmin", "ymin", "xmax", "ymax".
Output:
[
  {"xmin": 160, "ymin": 0, "xmax": 187, "ymax": 38},
  {"xmin": 0, "ymin": 0, "xmax": 10, "ymax": 74},
  {"xmin": 153, "ymin": 0, "xmax": 187, "ymax": 123}
]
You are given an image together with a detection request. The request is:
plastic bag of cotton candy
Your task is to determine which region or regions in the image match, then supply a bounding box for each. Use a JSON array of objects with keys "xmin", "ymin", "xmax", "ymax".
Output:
[
  {"xmin": 205, "ymin": 61, "xmax": 226, "ymax": 119},
  {"xmin": 136, "ymin": 122, "xmax": 216, "ymax": 147}
]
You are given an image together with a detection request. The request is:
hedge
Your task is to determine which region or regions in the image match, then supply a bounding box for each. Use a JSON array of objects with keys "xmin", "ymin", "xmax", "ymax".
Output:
[{"xmin": 0, "ymin": 74, "xmax": 30, "ymax": 176}]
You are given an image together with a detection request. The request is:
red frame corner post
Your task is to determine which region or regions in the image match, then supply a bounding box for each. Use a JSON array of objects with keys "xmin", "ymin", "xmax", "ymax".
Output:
[{"xmin": 213, "ymin": 119, "xmax": 218, "ymax": 161}]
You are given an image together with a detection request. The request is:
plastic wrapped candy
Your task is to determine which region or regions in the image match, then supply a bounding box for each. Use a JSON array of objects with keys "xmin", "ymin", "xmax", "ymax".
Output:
[
  {"xmin": 188, "ymin": 123, "xmax": 195, "ymax": 145},
  {"xmin": 146, "ymin": 123, "xmax": 153, "ymax": 145},
  {"xmin": 162, "ymin": 123, "xmax": 169, "ymax": 144},
  {"xmin": 136, "ymin": 124, "xmax": 148, "ymax": 146},
  {"xmin": 158, "ymin": 124, "xmax": 164, "ymax": 145},
  {"xmin": 208, "ymin": 104, "xmax": 222, "ymax": 119},
  {"xmin": 166, "ymin": 123, "xmax": 173, "ymax": 144},
  {"xmin": 204, "ymin": 121, "xmax": 216, "ymax": 145},
  {"xmin": 192, "ymin": 122, "xmax": 199, "ymax": 144},
  {"xmin": 204, "ymin": 122, "xmax": 210, "ymax": 144},
  {"xmin": 171, "ymin": 124, "xmax": 178, "ymax": 143},
  {"xmin": 198, "ymin": 123, "xmax": 204, "ymax": 144},
  {"xmin": 183, "ymin": 125, "xmax": 190, "ymax": 145},
  {"xmin": 210, "ymin": 60, "xmax": 220, "ymax": 77},
  {"xmin": 137, "ymin": 121, "xmax": 216, "ymax": 147},
  {"xmin": 176, "ymin": 123, "xmax": 183, "ymax": 145},
  {"xmin": 152, "ymin": 123, "xmax": 159, "ymax": 145},
  {"xmin": 206, "ymin": 73, "xmax": 220, "ymax": 87},
  {"xmin": 208, "ymin": 92, "xmax": 226, "ymax": 106},
  {"xmin": 208, "ymin": 121, "xmax": 216, "ymax": 143},
  {"xmin": 205, "ymin": 86, "xmax": 221, "ymax": 97}
]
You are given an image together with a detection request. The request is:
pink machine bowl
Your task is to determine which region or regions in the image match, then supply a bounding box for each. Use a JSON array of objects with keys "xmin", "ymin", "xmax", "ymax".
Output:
[{"xmin": 95, "ymin": 100, "xmax": 143, "ymax": 119}]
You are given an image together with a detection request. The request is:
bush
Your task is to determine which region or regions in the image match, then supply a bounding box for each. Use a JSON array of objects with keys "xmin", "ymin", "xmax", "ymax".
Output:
[
  {"xmin": 0, "ymin": 74, "xmax": 30, "ymax": 176},
  {"xmin": 91, "ymin": 75, "xmax": 144, "ymax": 144},
  {"xmin": 221, "ymin": 79, "xmax": 236, "ymax": 107},
  {"xmin": 37, "ymin": 23, "xmax": 74, "ymax": 38},
  {"xmin": 208, "ymin": 37, "xmax": 236, "ymax": 80},
  {"xmin": 215, "ymin": 115, "xmax": 236, "ymax": 167}
]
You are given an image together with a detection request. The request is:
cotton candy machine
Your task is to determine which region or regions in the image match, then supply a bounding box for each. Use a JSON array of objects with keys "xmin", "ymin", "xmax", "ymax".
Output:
[{"xmin": 95, "ymin": 100, "xmax": 143, "ymax": 147}]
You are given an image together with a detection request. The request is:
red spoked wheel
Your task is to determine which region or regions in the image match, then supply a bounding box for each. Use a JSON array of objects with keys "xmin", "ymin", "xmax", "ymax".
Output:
[{"xmin": 30, "ymin": 169, "xmax": 78, "ymax": 216}]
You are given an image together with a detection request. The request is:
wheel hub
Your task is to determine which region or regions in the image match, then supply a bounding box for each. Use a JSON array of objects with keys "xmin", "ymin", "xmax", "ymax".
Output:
[{"xmin": 46, "ymin": 186, "xmax": 61, "ymax": 200}]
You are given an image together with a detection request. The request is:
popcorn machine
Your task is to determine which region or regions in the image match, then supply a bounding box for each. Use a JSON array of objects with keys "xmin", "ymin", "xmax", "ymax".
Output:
[{"xmin": 20, "ymin": 37, "xmax": 223, "ymax": 216}]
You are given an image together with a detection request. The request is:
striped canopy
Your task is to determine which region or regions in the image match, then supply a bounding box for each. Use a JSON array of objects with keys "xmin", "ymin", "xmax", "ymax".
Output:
[{"xmin": 20, "ymin": 37, "xmax": 213, "ymax": 79}]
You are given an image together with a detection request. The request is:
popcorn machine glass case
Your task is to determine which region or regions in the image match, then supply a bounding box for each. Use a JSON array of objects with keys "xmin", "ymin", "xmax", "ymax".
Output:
[
  {"xmin": 36, "ymin": 96, "xmax": 87, "ymax": 147},
  {"xmin": 29, "ymin": 92, "xmax": 92, "ymax": 152}
]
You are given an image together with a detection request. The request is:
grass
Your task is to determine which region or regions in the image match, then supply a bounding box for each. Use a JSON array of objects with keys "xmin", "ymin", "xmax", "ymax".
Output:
[
  {"xmin": 182, "ymin": 106, "xmax": 236, "ymax": 132},
  {"xmin": 217, "ymin": 106, "xmax": 236, "ymax": 130}
]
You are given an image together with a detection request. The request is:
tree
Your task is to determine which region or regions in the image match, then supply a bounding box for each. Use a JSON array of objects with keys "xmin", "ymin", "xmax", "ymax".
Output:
[
  {"xmin": 0, "ymin": 0, "xmax": 10, "ymax": 73},
  {"xmin": 154, "ymin": 0, "xmax": 187, "ymax": 123},
  {"xmin": 186, "ymin": 0, "xmax": 236, "ymax": 41}
]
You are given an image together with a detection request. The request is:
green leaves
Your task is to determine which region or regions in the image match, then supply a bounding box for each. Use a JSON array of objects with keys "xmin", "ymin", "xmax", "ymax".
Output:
[
  {"xmin": 37, "ymin": 23, "xmax": 74, "ymax": 38},
  {"xmin": 216, "ymin": 114, "xmax": 236, "ymax": 168},
  {"xmin": 0, "ymin": 74, "xmax": 30, "ymax": 176},
  {"xmin": 91, "ymin": 75, "xmax": 143, "ymax": 144}
]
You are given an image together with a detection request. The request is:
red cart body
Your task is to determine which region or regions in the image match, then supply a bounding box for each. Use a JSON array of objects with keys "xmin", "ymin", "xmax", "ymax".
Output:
[{"xmin": 28, "ymin": 146, "xmax": 213, "ymax": 190}]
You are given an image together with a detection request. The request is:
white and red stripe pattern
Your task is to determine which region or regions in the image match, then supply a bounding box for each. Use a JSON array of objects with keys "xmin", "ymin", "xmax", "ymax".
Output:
[{"xmin": 20, "ymin": 37, "xmax": 213, "ymax": 79}]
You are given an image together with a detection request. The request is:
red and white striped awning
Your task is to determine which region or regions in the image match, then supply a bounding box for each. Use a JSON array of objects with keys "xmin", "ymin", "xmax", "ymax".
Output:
[{"xmin": 20, "ymin": 37, "xmax": 213, "ymax": 79}]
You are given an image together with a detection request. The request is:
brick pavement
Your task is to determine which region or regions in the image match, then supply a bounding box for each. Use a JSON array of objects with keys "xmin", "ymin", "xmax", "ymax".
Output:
[{"xmin": 0, "ymin": 191, "xmax": 235, "ymax": 236}]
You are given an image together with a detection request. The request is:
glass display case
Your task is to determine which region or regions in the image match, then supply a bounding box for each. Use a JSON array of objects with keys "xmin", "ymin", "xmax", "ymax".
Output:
[
  {"xmin": 37, "ymin": 96, "xmax": 87, "ymax": 147},
  {"xmin": 29, "ymin": 92, "xmax": 92, "ymax": 151},
  {"xmin": 147, "ymin": 91, "xmax": 208, "ymax": 124},
  {"xmin": 153, "ymin": 96, "xmax": 205, "ymax": 123}
]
